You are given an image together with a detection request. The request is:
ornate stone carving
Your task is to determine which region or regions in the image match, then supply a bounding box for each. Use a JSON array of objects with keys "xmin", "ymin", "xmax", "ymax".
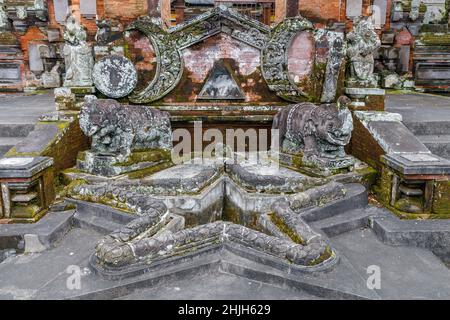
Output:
[
  {"xmin": 93, "ymin": 55, "xmax": 138, "ymax": 99},
  {"xmin": 321, "ymin": 32, "xmax": 346, "ymax": 103},
  {"xmin": 126, "ymin": 17, "xmax": 183, "ymax": 104},
  {"xmin": 122, "ymin": 7, "xmax": 334, "ymax": 104},
  {"xmin": 68, "ymin": 182, "xmax": 333, "ymax": 270},
  {"xmin": 272, "ymin": 96, "xmax": 355, "ymax": 170},
  {"xmin": 79, "ymin": 99, "xmax": 172, "ymax": 157},
  {"xmin": 126, "ymin": 6, "xmax": 273, "ymax": 104},
  {"xmin": 261, "ymin": 16, "xmax": 313, "ymax": 102},
  {"xmin": 63, "ymin": 15, "xmax": 94, "ymax": 88},
  {"xmin": 346, "ymin": 16, "xmax": 381, "ymax": 87},
  {"xmin": 0, "ymin": 5, "xmax": 11, "ymax": 31}
]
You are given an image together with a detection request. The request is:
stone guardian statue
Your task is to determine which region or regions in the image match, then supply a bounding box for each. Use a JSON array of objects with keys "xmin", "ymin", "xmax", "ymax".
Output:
[
  {"xmin": 63, "ymin": 14, "xmax": 94, "ymax": 88},
  {"xmin": 346, "ymin": 16, "xmax": 381, "ymax": 87},
  {"xmin": 0, "ymin": 5, "xmax": 11, "ymax": 31}
]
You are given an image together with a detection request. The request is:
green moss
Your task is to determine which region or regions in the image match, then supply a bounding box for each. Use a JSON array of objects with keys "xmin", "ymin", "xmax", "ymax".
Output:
[
  {"xmin": 126, "ymin": 161, "xmax": 173, "ymax": 179},
  {"xmin": 356, "ymin": 165, "xmax": 378, "ymax": 188},
  {"xmin": 433, "ymin": 180, "xmax": 450, "ymax": 215},
  {"xmin": 309, "ymin": 246, "xmax": 333, "ymax": 266},
  {"xmin": 61, "ymin": 179, "xmax": 89, "ymax": 198},
  {"xmin": 113, "ymin": 149, "xmax": 172, "ymax": 167},
  {"xmin": 372, "ymin": 167, "xmax": 393, "ymax": 205},
  {"xmin": 268, "ymin": 213, "xmax": 306, "ymax": 245}
]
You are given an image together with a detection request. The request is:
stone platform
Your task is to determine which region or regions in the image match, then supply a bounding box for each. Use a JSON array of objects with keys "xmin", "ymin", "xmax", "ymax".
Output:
[{"xmin": 386, "ymin": 92, "xmax": 450, "ymax": 160}]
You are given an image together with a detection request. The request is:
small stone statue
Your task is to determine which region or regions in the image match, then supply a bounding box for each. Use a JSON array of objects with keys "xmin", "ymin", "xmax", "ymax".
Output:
[
  {"xmin": 95, "ymin": 19, "xmax": 112, "ymax": 45},
  {"xmin": 272, "ymin": 96, "xmax": 354, "ymax": 170},
  {"xmin": 0, "ymin": 5, "xmax": 11, "ymax": 31},
  {"xmin": 346, "ymin": 16, "xmax": 381, "ymax": 87},
  {"xmin": 79, "ymin": 99, "xmax": 173, "ymax": 157},
  {"xmin": 16, "ymin": 6, "xmax": 27, "ymax": 20},
  {"xmin": 63, "ymin": 14, "xmax": 94, "ymax": 87}
]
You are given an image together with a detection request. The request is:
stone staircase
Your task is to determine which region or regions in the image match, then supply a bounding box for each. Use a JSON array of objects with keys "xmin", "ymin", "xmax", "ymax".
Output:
[
  {"xmin": 68, "ymin": 183, "xmax": 376, "ymax": 239},
  {"xmin": 69, "ymin": 200, "xmax": 135, "ymax": 234},
  {"xmin": 0, "ymin": 123, "xmax": 35, "ymax": 157},
  {"xmin": 403, "ymin": 120, "xmax": 450, "ymax": 160},
  {"xmin": 300, "ymin": 184, "xmax": 376, "ymax": 238}
]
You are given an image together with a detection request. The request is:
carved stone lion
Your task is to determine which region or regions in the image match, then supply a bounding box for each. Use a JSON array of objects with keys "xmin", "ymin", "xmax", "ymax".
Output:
[
  {"xmin": 79, "ymin": 99, "xmax": 172, "ymax": 157},
  {"xmin": 272, "ymin": 96, "xmax": 354, "ymax": 168}
]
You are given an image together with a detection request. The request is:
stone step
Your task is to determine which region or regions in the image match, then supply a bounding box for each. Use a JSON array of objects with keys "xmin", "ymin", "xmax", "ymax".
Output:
[
  {"xmin": 416, "ymin": 135, "xmax": 450, "ymax": 160},
  {"xmin": 300, "ymin": 183, "xmax": 368, "ymax": 223},
  {"xmin": 0, "ymin": 123, "xmax": 35, "ymax": 138},
  {"xmin": 404, "ymin": 121, "xmax": 450, "ymax": 136},
  {"xmin": 0, "ymin": 137, "xmax": 24, "ymax": 157},
  {"xmin": 69, "ymin": 199, "xmax": 136, "ymax": 235},
  {"xmin": 310, "ymin": 207, "xmax": 375, "ymax": 238},
  {"xmin": 73, "ymin": 212, "xmax": 126, "ymax": 235}
]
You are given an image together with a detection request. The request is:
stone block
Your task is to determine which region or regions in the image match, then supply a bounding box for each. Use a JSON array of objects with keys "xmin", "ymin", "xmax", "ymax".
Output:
[
  {"xmin": 346, "ymin": 0, "xmax": 363, "ymax": 18},
  {"xmin": 381, "ymin": 31, "xmax": 395, "ymax": 44},
  {"xmin": 54, "ymin": 87, "xmax": 76, "ymax": 111}
]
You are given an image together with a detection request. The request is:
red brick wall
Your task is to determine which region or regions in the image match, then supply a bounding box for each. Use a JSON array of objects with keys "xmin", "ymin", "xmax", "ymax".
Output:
[
  {"xmin": 104, "ymin": 0, "xmax": 148, "ymax": 20},
  {"xmin": 298, "ymin": 0, "xmax": 343, "ymax": 25},
  {"xmin": 349, "ymin": 117, "xmax": 386, "ymax": 171},
  {"xmin": 42, "ymin": 119, "xmax": 90, "ymax": 172},
  {"xmin": 165, "ymin": 33, "xmax": 282, "ymax": 103}
]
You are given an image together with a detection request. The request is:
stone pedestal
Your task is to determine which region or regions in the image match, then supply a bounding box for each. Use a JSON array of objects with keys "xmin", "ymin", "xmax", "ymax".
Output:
[
  {"xmin": 345, "ymin": 87, "xmax": 386, "ymax": 111},
  {"xmin": 381, "ymin": 153, "xmax": 450, "ymax": 215},
  {"xmin": 0, "ymin": 157, "xmax": 55, "ymax": 223},
  {"xmin": 273, "ymin": 151, "xmax": 356, "ymax": 177},
  {"xmin": 77, "ymin": 150, "xmax": 171, "ymax": 178}
]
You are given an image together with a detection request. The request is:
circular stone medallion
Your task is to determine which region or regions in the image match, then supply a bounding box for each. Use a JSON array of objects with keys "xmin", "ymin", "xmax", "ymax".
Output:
[{"xmin": 93, "ymin": 55, "xmax": 138, "ymax": 99}]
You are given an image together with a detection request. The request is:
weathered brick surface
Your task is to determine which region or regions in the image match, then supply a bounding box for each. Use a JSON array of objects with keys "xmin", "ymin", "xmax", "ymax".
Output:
[
  {"xmin": 104, "ymin": 0, "xmax": 148, "ymax": 20},
  {"xmin": 42, "ymin": 119, "xmax": 90, "ymax": 172},
  {"xmin": 348, "ymin": 117, "xmax": 385, "ymax": 171},
  {"xmin": 162, "ymin": 33, "xmax": 281, "ymax": 103}
]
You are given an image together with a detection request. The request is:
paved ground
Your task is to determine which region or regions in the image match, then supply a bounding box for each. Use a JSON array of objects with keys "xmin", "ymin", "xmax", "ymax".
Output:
[
  {"xmin": 332, "ymin": 228, "xmax": 450, "ymax": 300},
  {"xmin": 0, "ymin": 92, "xmax": 54, "ymax": 124},
  {"xmin": 386, "ymin": 92, "xmax": 450, "ymax": 123},
  {"xmin": 1, "ymin": 223, "xmax": 450, "ymax": 300},
  {"xmin": 119, "ymin": 273, "xmax": 319, "ymax": 300}
]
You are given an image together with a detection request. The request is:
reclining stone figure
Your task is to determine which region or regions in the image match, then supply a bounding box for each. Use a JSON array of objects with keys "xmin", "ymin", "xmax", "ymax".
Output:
[{"xmin": 272, "ymin": 96, "xmax": 354, "ymax": 170}]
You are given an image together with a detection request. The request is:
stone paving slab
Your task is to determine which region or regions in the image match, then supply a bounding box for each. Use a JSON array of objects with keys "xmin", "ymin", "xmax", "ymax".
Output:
[
  {"xmin": 332, "ymin": 228, "xmax": 450, "ymax": 299},
  {"xmin": 118, "ymin": 272, "xmax": 319, "ymax": 300},
  {"xmin": 226, "ymin": 162, "xmax": 326, "ymax": 193},
  {"xmin": 386, "ymin": 93, "xmax": 450, "ymax": 123},
  {"xmin": 0, "ymin": 228, "xmax": 102, "ymax": 300},
  {"xmin": 0, "ymin": 92, "xmax": 54, "ymax": 124},
  {"xmin": 140, "ymin": 161, "xmax": 223, "ymax": 195}
]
